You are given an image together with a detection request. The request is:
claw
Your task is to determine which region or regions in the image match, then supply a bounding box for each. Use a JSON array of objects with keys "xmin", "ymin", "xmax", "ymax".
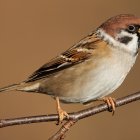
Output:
[
  {"xmin": 100, "ymin": 97, "xmax": 116, "ymax": 115},
  {"xmin": 57, "ymin": 108, "xmax": 69, "ymax": 123}
]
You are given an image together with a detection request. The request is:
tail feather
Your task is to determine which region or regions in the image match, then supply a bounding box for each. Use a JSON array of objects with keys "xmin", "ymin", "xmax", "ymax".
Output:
[
  {"xmin": 0, "ymin": 82, "xmax": 40, "ymax": 93},
  {"xmin": 0, "ymin": 83, "xmax": 21, "ymax": 92}
]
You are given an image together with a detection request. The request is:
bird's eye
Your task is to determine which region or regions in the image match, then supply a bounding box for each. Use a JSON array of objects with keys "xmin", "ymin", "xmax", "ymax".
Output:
[{"xmin": 128, "ymin": 25, "xmax": 136, "ymax": 33}]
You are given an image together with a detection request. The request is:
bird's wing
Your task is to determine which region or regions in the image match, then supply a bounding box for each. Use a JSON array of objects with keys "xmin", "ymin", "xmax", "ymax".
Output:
[{"xmin": 26, "ymin": 32, "xmax": 103, "ymax": 82}]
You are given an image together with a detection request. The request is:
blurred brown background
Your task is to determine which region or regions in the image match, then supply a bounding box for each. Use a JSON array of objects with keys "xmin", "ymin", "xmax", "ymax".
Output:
[{"xmin": 0, "ymin": 0, "xmax": 139, "ymax": 140}]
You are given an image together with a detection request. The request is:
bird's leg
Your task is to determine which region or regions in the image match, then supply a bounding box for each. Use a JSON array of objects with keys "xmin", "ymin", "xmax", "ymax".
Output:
[
  {"xmin": 56, "ymin": 97, "xmax": 69, "ymax": 124},
  {"xmin": 99, "ymin": 97, "xmax": 116, "ymax": 115}
]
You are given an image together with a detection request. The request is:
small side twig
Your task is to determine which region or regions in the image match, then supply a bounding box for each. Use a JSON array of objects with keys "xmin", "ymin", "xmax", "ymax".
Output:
[{"xmin": 48, "ymin": 120, "xmax": 77, "ymax": 140}]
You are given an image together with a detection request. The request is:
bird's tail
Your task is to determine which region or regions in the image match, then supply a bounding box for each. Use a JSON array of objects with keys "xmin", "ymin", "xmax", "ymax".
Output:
[
  {"xmin": 0, "ymin": 83, "xmax": 23, "ymax": 93},
  {"xmin": 0, "ymin": 82, "xmax": 40, "ymax": 93}
]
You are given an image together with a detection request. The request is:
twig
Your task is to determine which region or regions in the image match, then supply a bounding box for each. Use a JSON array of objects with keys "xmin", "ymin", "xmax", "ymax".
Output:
[
  {"xmin": 0, "ymin": 91, "xmax": 140, "ymax": 128},
  {"xmin": 0, "ymin": 91, "xmax": 140, "ymax": 140},
  {"xmin": 48, "ymin": 120, "xmax": 77, "ymax": 140}
]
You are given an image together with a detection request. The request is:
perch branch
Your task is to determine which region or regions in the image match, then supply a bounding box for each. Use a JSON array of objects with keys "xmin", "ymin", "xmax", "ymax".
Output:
[{"xmin": 0, "ymin": 91, "xmax": 140, "ymax": 128}]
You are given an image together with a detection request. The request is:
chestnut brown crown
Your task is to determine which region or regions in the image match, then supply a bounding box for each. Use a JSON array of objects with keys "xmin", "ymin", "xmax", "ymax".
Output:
[{"xmin": 99, "ymin": 14, "xmax": 140, "ymax": 37}]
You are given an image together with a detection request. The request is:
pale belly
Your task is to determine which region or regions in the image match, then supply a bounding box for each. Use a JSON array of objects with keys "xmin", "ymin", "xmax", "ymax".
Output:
[
  {"xmin": 52, "ymin": 62, "xmax": 127, "ymax": 103},
  {"xmin": 39, "ymin": 50, "xmax": 136, "ymax": 103}
]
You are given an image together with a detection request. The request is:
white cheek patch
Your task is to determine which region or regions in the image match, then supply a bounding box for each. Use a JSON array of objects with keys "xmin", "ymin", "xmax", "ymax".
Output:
[
  {"xmin": 97, "ymin": 29, "xmax": 138, "ymax": 55},
  {"xmin": 116, "ymin": 30, "xmax": 138, "ymax": 53}
]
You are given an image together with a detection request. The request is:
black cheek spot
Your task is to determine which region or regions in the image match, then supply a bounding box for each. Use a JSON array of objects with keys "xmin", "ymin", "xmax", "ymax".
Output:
[{"xmin": 118, "ymin": 36, "xmax": 132, "ymax": 44}]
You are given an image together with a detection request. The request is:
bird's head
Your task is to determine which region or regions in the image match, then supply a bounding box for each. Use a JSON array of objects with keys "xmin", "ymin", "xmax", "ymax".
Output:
[{"xmin": 97, "ymin": 14, "xmax": 140, "ymax": 55}]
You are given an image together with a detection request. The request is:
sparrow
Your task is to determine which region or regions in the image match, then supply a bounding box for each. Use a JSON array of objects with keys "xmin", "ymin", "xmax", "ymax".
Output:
[{"xmin": 0, "ymin": 14, "xmax": 140, "ymax": 123}]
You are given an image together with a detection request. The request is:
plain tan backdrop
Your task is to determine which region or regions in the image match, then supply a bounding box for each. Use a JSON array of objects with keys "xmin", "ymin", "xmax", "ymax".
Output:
[{"xmin": 0, "ymin": 0, "xmax": 140, "ymax": 140}]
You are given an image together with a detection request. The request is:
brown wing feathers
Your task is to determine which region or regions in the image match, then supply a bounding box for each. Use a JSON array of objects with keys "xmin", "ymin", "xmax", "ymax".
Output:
[{"xmin": 26, "ymin": 33, "xmax": 101, "ymax": 82}]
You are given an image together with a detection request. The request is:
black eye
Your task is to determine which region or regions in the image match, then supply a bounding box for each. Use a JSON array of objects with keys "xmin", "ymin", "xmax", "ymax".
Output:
[{"xmin": 128, "ymin": 25, "xmax": 136, "ymax": 33}]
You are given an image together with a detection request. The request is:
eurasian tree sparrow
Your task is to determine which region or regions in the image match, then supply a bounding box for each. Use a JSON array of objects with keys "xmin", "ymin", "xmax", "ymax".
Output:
[{"xmin": 0, "ymin": 14, "xmax": 140, "ymax": 122}]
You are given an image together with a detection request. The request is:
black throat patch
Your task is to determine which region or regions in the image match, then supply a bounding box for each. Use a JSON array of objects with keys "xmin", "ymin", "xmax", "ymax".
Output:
[{"xmin": 118, "ymin": 36, "xmax": 133, "ymax": 44}]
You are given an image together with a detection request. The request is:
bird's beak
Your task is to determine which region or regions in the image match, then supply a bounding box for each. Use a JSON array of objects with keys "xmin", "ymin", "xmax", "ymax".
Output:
[
  {"xmin": 138, "ymin": 28, "xmax": 140, "ymax": 48},
  {"xmin": 138, "ymin": 28, "xmax": 140, "ymax": 34}
]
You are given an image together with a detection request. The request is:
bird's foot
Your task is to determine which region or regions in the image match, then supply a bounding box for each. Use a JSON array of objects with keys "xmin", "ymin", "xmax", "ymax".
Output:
[
  {"xmin": 100, "ymin": 97, "xmax": 116, "ymax": 115},
  {"xmin": 57, "ymin": 107, "xmax": 69, "ymax": 124}
]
